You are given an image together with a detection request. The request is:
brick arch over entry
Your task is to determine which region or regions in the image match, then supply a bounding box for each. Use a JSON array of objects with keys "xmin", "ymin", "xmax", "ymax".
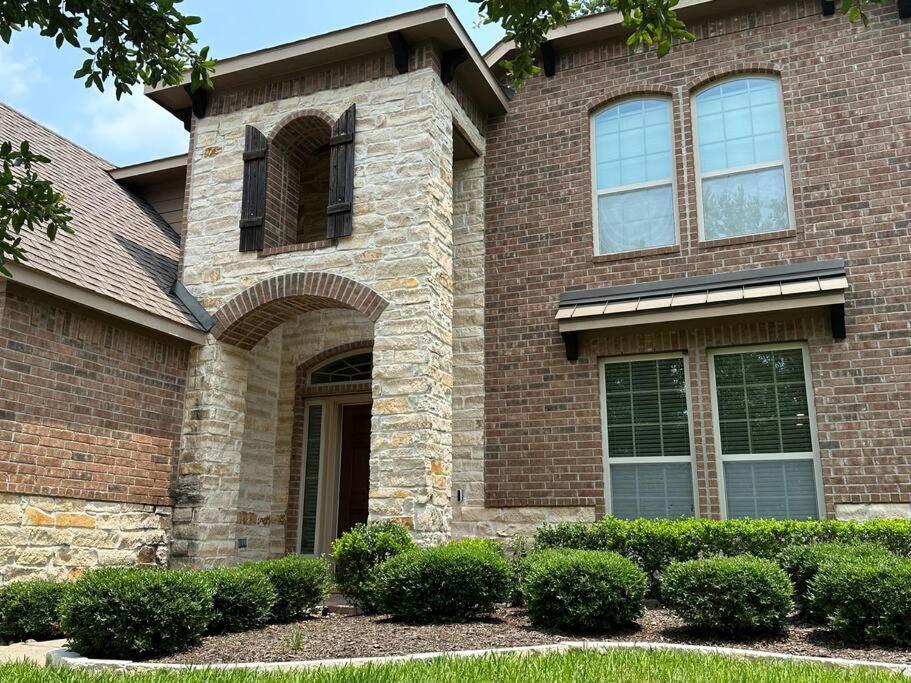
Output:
[{"xmin": 211, "ymin": 273, "xmax": 388, "ymax": 350}]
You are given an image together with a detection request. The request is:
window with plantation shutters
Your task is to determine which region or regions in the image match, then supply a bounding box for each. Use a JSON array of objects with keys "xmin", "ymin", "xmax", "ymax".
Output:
[
  {"xmin": 601, "ymin": 355, "xmax": 695, "ymax": 519},
  {"xmin": 710, "ymin": 345, "xmax": 822, "ymax": 520}
]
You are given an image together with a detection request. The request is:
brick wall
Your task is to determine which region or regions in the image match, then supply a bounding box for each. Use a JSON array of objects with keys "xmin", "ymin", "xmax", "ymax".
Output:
[
  {"xmin": 484, "ymin": 1, "xmax": 911, "ymax": 513},
  {"xmin": 0, "ymin": 283, "xmax": 190, "ymax": 507}
]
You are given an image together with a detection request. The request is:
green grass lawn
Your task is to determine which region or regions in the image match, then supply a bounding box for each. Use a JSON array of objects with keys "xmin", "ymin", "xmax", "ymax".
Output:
[{"xmin": 0, "ymin": 650, "xmax": 906, "ymax": 683}]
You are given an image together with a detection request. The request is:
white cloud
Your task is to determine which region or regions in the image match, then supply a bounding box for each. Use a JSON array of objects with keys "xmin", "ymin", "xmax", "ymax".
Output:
[
  {"xmin": 81, "ymin": 89, "xmax": 189, "ymax": 165},
  {"xmin": 0, "ymin": 47, "xmax": 38, "ymax": 103}
]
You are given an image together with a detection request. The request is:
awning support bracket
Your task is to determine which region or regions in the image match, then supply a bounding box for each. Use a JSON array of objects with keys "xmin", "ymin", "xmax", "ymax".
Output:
[
  {"xmin": 830, "ymin": 303, "xmax": 847, "ymax": 340},
  {"xmin": 562, "ymin": 331, "xmax": 579, "ymax": 362}
]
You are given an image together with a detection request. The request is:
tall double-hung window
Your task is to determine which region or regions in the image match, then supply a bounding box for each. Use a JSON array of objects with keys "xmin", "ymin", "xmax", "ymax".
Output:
[
  {"xmin": 693, "ymin": 76, "xmax": 794, "ymax": 240},
  {"xmin": 710, "ymin": 345, "xmax": 822, "ymax": 520},
  {"xmin": 600, "ymin": 355, "xmax": 696, "ymax": 519},
  {"xmin": 591, "ymin": 98, "xmax": 676, "ymax": 255}
]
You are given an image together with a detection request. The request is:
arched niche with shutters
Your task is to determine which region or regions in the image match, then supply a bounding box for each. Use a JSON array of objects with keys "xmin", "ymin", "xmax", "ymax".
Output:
[{"xmin": 238, "ymin": 105, "xmax": 356, "ymax": 252}]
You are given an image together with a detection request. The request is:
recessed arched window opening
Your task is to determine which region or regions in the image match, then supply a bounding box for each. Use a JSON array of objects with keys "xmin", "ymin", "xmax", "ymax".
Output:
[
  {"xmin": 591, "ymin": 97, "xmax": 677, "ymax": 255},
  {"xmin": 308, "ymin": 351, "xmax": 373, "ymax": 386},
  {"xmin": 267, "ymin": 115, "xmax": 333, "ymax": 247},
  {"xmin": 693, "ymin": 75, "xmax": 795, "ymax": 241}
]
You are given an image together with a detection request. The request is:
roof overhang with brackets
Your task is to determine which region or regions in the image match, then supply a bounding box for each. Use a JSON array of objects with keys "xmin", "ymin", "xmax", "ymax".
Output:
[{"xmin": 146, "ymin": 4, "xmax": 509, "ymax": 128}]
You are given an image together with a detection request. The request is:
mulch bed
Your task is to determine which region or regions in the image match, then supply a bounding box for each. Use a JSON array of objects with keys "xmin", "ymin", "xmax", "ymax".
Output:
[{"xmin": 155, "ymin": 607, "xmax": 911, "ymax": 666}]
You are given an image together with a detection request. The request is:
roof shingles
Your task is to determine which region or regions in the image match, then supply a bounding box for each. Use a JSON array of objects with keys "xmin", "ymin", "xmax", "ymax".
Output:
[{"xmin": 0, "ymin": 102, "xmax": 199, "ymax": 329}]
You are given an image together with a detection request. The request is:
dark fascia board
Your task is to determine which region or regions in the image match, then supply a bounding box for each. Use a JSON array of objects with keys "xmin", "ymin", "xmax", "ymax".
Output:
[
  {"xmin": 146, "ymin": 5, "xmax": 508, "ymax": 116},
  {"xmin": 171, "ymin": 280, "xmax": 216, "ymax": 332},
  {"xmin": 560, "ymin": 260, "xmax": 847, "ymax": 308}
]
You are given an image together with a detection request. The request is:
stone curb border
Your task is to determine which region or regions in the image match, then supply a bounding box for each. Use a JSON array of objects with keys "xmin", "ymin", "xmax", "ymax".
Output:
[{"xmin": 48, "ymin": 641, "xmax": 911, "ymax": 676}]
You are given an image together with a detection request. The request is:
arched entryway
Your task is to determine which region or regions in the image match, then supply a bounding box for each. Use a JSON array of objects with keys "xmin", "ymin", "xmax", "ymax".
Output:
[{"xmin": 288, "ymin": 345, "xmax": 374, "ymax": 556}]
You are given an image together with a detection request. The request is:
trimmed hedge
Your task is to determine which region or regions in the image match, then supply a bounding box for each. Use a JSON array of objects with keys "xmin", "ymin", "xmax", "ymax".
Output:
[
  {"xmin": 662, "ymin": 556, "xmax": 793, "ymax": 634},
  {"xmin": 0, "ymin": 581, "xmax": 68, "ymax": 643},
  {"xmin": 203, "ymin": 566, "xmax": 276, "ymax": 634},
  {"xmin": 812, "ymin": 556, "xmax": 911, "ymax": 645},
  {"xmin": 777, "ymin": 543, "xmax": 893, "ymax": 622},
  {"xmin": 59, "ymin": 568, "xmax": 214, "ymax": 659},
  {"xmin": 522, "ymin": 550, "xmax": 647, "ymax": 632},
  {"xmin": 535, "ymin": 517, "xmax": 911, "ymax": 592},
  {"xmin": 331, "ymin": 522, "xmax": 415, "ymax": 614},
  {"xmin": 370, "ymin": 539, "xmax": 510, "ymax": 622},
  {"xmin": 254, "ymin": 556, "xmax": 330, "ymax": 623}
]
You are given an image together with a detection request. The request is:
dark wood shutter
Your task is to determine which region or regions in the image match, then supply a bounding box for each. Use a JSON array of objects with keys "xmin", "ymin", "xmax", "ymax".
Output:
[
  {"xmin": 239, "ymin": 125, "xmax": 267, "ymax": 251},
  {"xmin": 327, "ymin": 104, "xmax": 356, "ymax": 239}
]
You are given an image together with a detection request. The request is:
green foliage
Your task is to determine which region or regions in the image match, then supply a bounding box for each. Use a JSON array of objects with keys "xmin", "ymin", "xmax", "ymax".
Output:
[
  {"xmin": 0, "ymin": 1, "xmax": 213, "ymax": 98},
  {"xmin": 521, "ymin": 549, "xmax": 646, "ymax": 632},
  {"xmin": 6, "ymin": 647, "xmax": 906, "ymax": 682},
  {"xmin": 370, "ymin": 539, "xmax": 511, "ymax": 622},
  {"xmin": 534, "ymin": 517, "xmax": 911, "ymax": 594},
  {"xmin": 662, "ymin": 556, "xmax": 793, "ymax": 634},
  {"xmin": 203, "ymin": 566, "xmax": 277, "ymax": 634},
  {"xmin": 0, "ymin": 0, "xmax": 215, "ymax": 274},
  {"xmin": 0, "ymin": 580, "xmax": 68, "ymax": 643},
  {"xmin": 254, "ymin": 556, "xmax": 330, "ymax": 623},
  {"xmin": 777, "ymin": 543, "xmax": 893, "ymax": 622},
  {"xmin": 812, "ymin": 555, "xmax": 911, "ymax": 645},
  {"xmin": 474, "ymin": 0, "xmax": 887, "ymax": 88},
  {"xmin": 59, "ymin": 568, "xmax": 214, "ymax": 659},
  {"xmin": 0, "ymin": 141, "xmax": 72, "ymax": 277},
  {"xmin": 331, "ymin": 522, "xmax": 415, "ymax": 614}
]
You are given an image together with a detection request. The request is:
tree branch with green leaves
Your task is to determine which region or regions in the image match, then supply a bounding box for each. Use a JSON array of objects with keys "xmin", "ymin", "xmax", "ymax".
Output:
[
  {"xmin": 474, "ymin": 0, "xmax": 890, "ymax": 88},
  {"xmin": 0, "ymin": 0, "xmax": 215, "ymax": 277}
]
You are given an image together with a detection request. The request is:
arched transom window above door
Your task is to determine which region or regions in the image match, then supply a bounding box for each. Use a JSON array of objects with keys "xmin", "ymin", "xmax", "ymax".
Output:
[{"xmin": 308, "ymin": 352, "xmax": 372, "ymax": 386}]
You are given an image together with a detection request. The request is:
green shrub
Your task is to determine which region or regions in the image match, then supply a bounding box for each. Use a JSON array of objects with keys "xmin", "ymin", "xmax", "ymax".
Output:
[
  {"xmin": 0, "ymin": 581, "xmax": 68, "ymax": 643},
  {"xmin": 812, "ymin": 555, "xmax": 911, "ymax": 645},
  {"xmin": 522, "ymin": 550, "xmax": 647, "ymax": 632},
  {"xmin": 777, "ymin": 543, "xmax": 892, "ymax": 622},
  {"xmin": 331, "ymin": 522, "xmax": 415, "ymax": 613},
  {"xmin": 370, "ymin": 539, "xmax": 510, "ymax": 622},
  {"xmin": 534, "ymin": 517, "xmax": 911, "ymax": 594},
  {"xmin": 254, "ymin": 555, "xmax": 330, "ymax": 623},
  {"xmin": 662, "ymin": 556, "xmax": 793, "ymax": 634},
  {"xmin": 203, "ymin": 566, "xmax": 276, "ymax": 634},
  {"xmin": 59, "ymin": 568, "xmax": 213, "ymax": 659}
]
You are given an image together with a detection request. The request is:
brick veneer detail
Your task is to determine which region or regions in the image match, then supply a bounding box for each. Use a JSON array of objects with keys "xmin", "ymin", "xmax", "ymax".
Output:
[
  {"xmin": 483, "ymin": 1, "xmax": 911, "ymax": 513},
  {"xmin": 0, "ymin": 284, "xmax": 189, "ymax": 506}
]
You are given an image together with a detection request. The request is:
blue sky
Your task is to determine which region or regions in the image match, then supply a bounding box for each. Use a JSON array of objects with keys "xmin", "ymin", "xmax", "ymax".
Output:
[{"xmin": 0, "ymin": 1, "xmax": 503, "ymax": 167}]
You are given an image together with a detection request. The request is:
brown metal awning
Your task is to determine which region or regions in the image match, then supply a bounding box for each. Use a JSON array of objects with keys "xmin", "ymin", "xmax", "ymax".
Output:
[{"xmin": 556, "ymin": 260, "xmax": 848, "ymax": 360}]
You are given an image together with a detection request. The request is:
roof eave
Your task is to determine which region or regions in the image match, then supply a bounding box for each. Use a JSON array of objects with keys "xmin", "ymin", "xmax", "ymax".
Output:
[
  {"xmin": 484, "ymin": 0, "xmax": 742, "ymax": 69},
  {"xmin": 146, "ymin": 4, "xmax": 508, "ymax": 116},
  {"xmin": 5, "ymin": 264, "xmax": 207, "ymax": 345}
]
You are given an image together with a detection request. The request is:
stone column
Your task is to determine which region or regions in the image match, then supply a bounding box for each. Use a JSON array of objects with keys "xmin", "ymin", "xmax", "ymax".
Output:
[
  {"xmin": 171, "ymin": 339, "xmax": 250, "ymax": 567},
  {"xmin": 368, "ymin": 79, "xmax": 455, "ymax": 545}
]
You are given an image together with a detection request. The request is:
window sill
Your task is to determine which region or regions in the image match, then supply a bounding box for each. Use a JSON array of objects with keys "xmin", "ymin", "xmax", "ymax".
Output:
[
  {"xmin": 592, "ymin": 244, "xmax": 680, "ymax": 264},
  {"xmin": 698, "ymin": 229, "xmax": 796, "ymax": 249},
  {"xmin": 260, "ymin": 239, "xmax": 336, "ymax": 257}
]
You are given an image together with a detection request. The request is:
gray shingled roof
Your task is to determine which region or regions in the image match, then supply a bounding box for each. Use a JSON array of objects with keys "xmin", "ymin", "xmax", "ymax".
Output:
[{"xmin": 0, "ymin": 102, "xmax": 200, "ymax": 329}]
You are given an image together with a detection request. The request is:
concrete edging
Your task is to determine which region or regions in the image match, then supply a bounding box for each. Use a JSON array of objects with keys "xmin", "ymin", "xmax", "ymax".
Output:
[{"xmin": 47, "ymin": 640, "xmax": 911, "ymax": 675}]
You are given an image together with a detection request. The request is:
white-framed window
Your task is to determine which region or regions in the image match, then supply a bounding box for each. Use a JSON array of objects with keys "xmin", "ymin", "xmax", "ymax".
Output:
[
  {"xmin": 599, "ymin": 353, "xmax": 697, "ymax": 519},
  {"xmin": 693, "ymin": 76, "xmax": 795, "ymax": 241},
  {"xmin": 591, "ymin": 97, "xmax": 677, "ymax": 255},
  {"xmin": 709, "ymin": 344, "xmax": 824, "ymax": 520}
]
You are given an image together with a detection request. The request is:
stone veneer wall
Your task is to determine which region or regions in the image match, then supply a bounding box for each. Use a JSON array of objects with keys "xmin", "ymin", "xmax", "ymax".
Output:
[
  {"xmin": 174, "ymin": 59, "xmax": 485, "ymax": 565},
  {"xmin": 0, "ymin": 493, "xmax": 170, "ymax": 582}
]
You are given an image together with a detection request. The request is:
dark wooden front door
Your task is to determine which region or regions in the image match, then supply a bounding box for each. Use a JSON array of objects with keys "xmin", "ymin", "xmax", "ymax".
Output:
[{"xmin": 336, "ymin": 403, "xmax": 371, "ymax": 536}]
